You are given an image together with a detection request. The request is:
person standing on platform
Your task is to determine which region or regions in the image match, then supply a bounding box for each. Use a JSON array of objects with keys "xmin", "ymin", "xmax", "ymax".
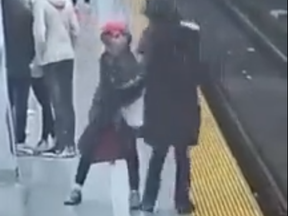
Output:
[
  {"xmin": 137, "ymin": 0, "xmax": 201, "ymax": 214},
  {"xmin": 32, "ymin": 0, "xmax": 80, "ymax": 157},
  {"xmin": 2, "ymin": 0, "xmax": 35, "ymax": 150},
  {"xmin": 64, "ymin": 22, "xmax": 143, "ymax": 208}
]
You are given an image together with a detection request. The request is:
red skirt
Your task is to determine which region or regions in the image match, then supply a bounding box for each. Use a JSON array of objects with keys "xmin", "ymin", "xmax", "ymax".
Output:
[{"xmin": 92, "ymin": 125, "xmax": 125, "ymax": 164}]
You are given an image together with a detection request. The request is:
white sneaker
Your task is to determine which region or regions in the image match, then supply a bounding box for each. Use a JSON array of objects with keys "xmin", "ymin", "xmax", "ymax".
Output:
[
  {"xmin": 130, "ymin": 190, "xmax": 141, "ymax": 210},
  {"xmin": 40, "ymin": 148, "xmax": 62, "ymax": 158},
  {"xmin": 16, "ymin": 143, "xmax": 32, "ymax": 149},
  {"xmin": 58, "ymin": 147, "xmax": 77, "ymax": 158},
  {"xmin": 34, "ymin": 140, "xmax": 50, "ymax": 152},
  {"xmin": 40, "ymin": 152, "xmax": 59, "ymax": 158},
  {"xmin": 47, "ymin": 135, "xmax": 56, "ymax": 146},
  {"xmin": 16, "ymin": 143, "xmax": 34, "ymax": 156},
  {"xmin": 27, "ymin": 109, "xmax": 36, "ymax": 116},
  {"xmin": 64, "ymin": 188, "xmax": 82, "ymax": 206}
]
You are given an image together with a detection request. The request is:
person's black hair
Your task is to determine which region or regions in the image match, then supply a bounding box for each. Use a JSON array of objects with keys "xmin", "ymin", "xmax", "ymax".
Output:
[
  {"xmin": 143, "ymin": 0, "xmax": 181, "ymax": 23},
  {"xmin": 100, "ymin": 31, "xmax": 132, "ymax": 46}
]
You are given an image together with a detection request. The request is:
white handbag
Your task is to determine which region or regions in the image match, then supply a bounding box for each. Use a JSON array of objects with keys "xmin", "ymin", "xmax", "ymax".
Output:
[
  {"xmin": 30, "ymin": 59, "xmax": 44, "ymax": 79},
  {"xmin": 121, "ymin": 91, "xmax": 144, "ymax": 128}
]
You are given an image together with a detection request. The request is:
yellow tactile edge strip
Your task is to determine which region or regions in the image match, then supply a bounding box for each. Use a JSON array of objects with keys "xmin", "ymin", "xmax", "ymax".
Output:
[
  {"xmin": 192, "ymin": 96, "xmax": 263, "ymax": 216},
  {"xmin": 127, "ymin": 1, "xmax": 264, "ymax": 215}
]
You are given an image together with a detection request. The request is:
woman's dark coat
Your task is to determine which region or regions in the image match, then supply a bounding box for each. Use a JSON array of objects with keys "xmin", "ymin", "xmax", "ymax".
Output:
[
  {"xmin": 2, "ymin": 0, "xmax": 35, "ymax": 78},
  {"xmin": 139, "ymin": 23, "xmax": 201, "ymax": 148}
]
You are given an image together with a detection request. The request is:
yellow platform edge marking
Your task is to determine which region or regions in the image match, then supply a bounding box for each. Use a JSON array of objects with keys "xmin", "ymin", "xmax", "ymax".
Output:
[{"xmin": 127, "ymin": 1, "xmax": 264, "ymax": 215}]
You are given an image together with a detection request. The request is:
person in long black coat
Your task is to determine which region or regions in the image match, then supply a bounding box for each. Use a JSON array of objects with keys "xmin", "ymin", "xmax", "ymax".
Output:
[
  {"xmin": 137, "ymin": 0, "xmax": 201, "ymax": 214},
  {"xmin": 2, "ymin": 0, "xmax": 55, "ymax": 149},
  {"xmin": 2, "ymin": 0, "xmax": 35, "ymax": 145}
]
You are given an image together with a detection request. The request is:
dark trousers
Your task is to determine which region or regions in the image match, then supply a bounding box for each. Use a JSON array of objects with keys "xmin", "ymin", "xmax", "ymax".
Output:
[
  {"xmin": 31, "ymin": 77, "xmax": 55, "ymax": 140},
  {"xmin": 8, "ymin": 76, "xmax": 30, "ymax": 143},
  {"xmin": 75, "ymin": 130, "xmax": 140, "ymax": 191},
  {"xmin": 143, "ymin": 145, "xmax": 191, "ymax": 207},
  {"xmin": 43, "ymin": 60, "xmax": 76, "ymax": 149},
  {"xmin": 126, "ymin": 142, "xmax": 140, "ymax": 191}
]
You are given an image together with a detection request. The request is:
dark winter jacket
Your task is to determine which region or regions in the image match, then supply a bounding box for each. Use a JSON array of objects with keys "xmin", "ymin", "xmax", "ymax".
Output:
[
  {"xmin": 2, "ymin": 0, "xmax": 35, "ymax": 78},
  {"xmin": 88, "ymin": 50, "xmax": 145, "ymax": 123},
  {"xmin": 139, "ymin": 21, "xmax": 201, "ymax": 147}
]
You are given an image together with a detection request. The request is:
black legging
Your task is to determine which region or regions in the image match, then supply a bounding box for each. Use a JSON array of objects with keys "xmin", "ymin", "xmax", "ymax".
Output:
[{"xmin": 32, "ymin": 78, "xmax": 55, "ymax": 140}]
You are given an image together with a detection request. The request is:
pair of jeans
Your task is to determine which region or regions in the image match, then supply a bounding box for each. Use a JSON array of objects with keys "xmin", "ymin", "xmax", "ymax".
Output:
[
  {"xmin": 142, "ymin": 145, "xmax": 191, "ymax": 207},
  {"xmin": 43, "ymin": 60, "xmax": 76, "ymax": 149},
  {"xmin": 8, "ymin": 76, "xmax": 30, "ymax": 143},
  {"xmin": 31, "ymin": 77, "xmax": 55, "ymax": 140}
]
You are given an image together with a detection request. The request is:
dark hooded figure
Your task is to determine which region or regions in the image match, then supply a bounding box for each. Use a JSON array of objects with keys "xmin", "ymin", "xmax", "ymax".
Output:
[
  {"xmin": 3, "ymin": 0, "xmax": 55, "ymax": 151},
  {"xmin": 2, "ymin": 0, "xmax": 34, "ymax": 145},
  {"xmin": 138, "ymin": 0, "xmax": 201, "ymax": 214}
]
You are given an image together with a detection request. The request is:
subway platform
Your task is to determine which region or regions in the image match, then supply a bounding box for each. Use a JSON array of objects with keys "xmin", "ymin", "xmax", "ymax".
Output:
[{"xmin": 0, "ymin": 0, "xmax": 266, "ymax": 216}]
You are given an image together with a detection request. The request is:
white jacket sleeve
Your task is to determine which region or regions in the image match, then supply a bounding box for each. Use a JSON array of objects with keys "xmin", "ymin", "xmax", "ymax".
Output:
[
  {"xmin": 68, "ymin": 6, "xmax": 79, "ymax": 48},
  {"xmin": 32, "ymin": 1, "xmax": 46, "ymax": 63}
]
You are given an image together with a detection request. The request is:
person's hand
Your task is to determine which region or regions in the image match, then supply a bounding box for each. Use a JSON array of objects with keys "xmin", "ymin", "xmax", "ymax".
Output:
[
  {"xmin": 187, "ymin": 146, "xmax": 193, "ymax": 159},
  {"xmin": 136, "ymin": 53, "xmax": 145, "ymax": 64}
]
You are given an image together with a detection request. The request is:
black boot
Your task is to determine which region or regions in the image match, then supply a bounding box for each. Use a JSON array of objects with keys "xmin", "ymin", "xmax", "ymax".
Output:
[
  {"xmin": 140, "ymin": 202, "xmax": 155, "ymax": 213},
  {"xmin": 176, "ymin": 202, "xmax": 195, "ymax": 215},
  {"xmin": 140, "ymin": 188, "xmax": 158, "ymax": 213},
  {"xmin": 64, "ymin": 189, "xmax": 82, "ymax": 206}
]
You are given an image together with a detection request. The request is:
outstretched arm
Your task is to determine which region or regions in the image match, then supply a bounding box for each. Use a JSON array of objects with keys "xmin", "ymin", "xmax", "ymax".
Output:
[
  {"xmin": 32, "ymin": 0, "xmax": 46, "ymax": 63},
  {"xmin": 68, "ymin": 5, "xmax": 80, "ymax": 48}
]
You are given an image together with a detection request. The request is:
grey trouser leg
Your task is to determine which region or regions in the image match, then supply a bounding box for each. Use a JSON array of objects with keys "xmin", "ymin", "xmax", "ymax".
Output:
[{"xmin": 43, "ymin": 60, "xmax": 76, "ymax": 149}]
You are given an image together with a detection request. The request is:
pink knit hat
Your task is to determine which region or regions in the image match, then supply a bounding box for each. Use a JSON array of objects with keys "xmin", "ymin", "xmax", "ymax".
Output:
[{"xmin": 101, "ymin": 21, "xmax": 128, "ymax": 37}]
